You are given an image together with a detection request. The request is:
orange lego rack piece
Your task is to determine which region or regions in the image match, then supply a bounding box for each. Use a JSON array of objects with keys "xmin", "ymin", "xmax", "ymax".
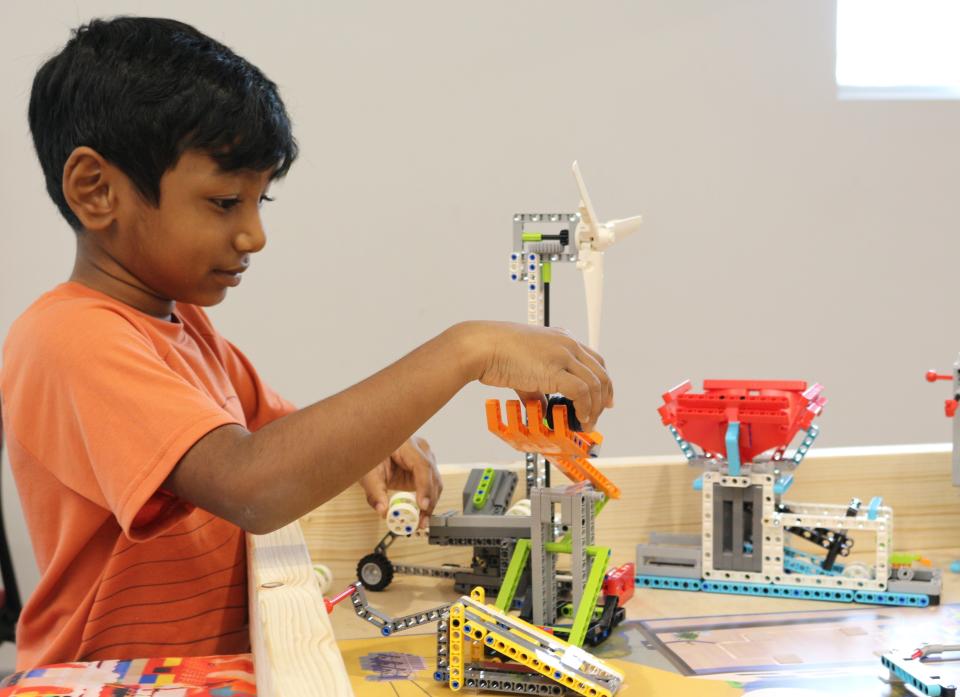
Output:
[{"xmin": 485, "ymin": 399, "xmax": 620, "ymax": 500}]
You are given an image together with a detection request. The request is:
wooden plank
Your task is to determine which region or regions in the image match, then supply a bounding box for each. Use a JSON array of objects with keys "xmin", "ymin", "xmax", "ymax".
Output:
[
  {"xmin": 247, "ymin": 522, "xmax": 353, "ymax": 697},
  {"xmin": 301, "ymin": 444, "xmax": 959, "ymax": 586}
]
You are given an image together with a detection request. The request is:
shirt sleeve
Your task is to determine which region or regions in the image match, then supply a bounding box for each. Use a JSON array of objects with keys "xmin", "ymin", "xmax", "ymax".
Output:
[
  {"xmin": 180, "ymin": 305, "xmax": 298, "ymax": 430},
  {"xmin": 219, "ymin": 339, "xmax": 298, "ymax": 431},
  {"xmin": 6, "ymin": 303, "xmax": 242, "ymax": 541}
]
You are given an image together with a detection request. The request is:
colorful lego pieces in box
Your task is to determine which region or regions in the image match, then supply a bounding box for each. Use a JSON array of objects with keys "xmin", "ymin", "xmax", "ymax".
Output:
[
  {"xmin": 637, "ymin": 379, "xmax": 943, "ymax": 608},
  {"xmin": 330, "ymin": 582, "xmax": 623, "ymax": 696}
]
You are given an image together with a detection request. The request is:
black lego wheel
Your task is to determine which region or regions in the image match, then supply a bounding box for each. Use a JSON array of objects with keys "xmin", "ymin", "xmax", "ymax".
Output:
[{"xmin": 357, "ymin": 552, "xmax": 394, "ymax": 591}]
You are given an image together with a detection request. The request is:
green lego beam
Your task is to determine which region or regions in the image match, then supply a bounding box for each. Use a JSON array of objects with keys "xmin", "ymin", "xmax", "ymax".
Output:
[
  {"xmin": 495, "ymin": 538, "xmax": 531, "ymax": 612},
  {"xmin": 568, "ymin": 546, "xmax": 610, "ymax": 648},
  {"xmin": 472, "ymin": 467, "xmax": 495, "ymax": 509}
]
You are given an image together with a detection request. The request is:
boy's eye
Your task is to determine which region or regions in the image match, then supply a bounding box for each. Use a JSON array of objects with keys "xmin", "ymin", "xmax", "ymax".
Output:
[
  {"xmin": 210, "ymin": 195, "xmax": 274, "ymax": 211},
  {"xmin": 211, "ymin": 197, "xmax": 241, "ymax": 211}
]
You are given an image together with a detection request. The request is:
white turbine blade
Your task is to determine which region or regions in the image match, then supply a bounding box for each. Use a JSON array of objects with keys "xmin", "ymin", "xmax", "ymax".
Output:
[
  {"xmin": 604, "ymin": 214, "xmax": 644, "ymax": 247},
  {"xmin": 581, "ymin": 249, "xmax": 604, "ymax": 352},
  {"xmin": 572, "ymin": 161, "xmax": 600, "ymax": 240}
]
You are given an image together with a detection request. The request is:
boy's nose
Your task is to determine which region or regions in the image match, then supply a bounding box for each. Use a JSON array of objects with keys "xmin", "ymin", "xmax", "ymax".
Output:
[{"xmin": 235, "ymin": 215, "xmax": 267, "ymax": 254}]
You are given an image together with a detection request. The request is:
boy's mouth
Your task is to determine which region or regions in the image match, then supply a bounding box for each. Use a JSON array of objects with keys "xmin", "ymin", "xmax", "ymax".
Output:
[{"xmin": 213, "ymin": 269, "xmax": 244, "ymax": 286}]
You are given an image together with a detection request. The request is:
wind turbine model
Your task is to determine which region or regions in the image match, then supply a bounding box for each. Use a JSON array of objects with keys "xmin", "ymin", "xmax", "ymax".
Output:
[
  {"xmin": 508, "ymin": 162, "xmax": 642, "ymax": 494},
  {"xmin": 572, "ymin": 162, "xmax": 643, "ymax": 351},
  {"xmin": 509, "ymin": 162, "xmax": 641, "ymax": 352}
]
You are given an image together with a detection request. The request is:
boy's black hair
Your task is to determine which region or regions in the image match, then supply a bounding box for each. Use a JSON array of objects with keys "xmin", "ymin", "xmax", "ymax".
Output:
[{"xmin": 28, "ymin": 16, "xmax": 298, "ymax": 230}]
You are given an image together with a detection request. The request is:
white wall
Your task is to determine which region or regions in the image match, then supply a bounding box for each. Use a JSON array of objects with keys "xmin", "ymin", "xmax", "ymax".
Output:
[{"xmin": 3, "ymin": 0, "xmax": 960, "ymax": 608}]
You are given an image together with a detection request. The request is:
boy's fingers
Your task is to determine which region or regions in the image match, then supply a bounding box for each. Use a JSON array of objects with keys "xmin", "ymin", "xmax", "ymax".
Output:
[
  {"xmin": 563, "ymin": 354, "xmax": 603, "ymax": 428},
  {"xmin": 399, "ymin": 439, "xmax": 441, "ymax": 524},
  {"xmin": 574, "ymin": 345, "xmax": 613, "ymax": 412},
  {"xmin": 581, "ymin": 343, "xmax": 607, "ymax": 369},
  {"xmin": 514, "ymin": 389, "xmax": 546, "ymax": 408},
  {"xmin": 555, "ymin": 372, "xmax": 594, "ymax": 431},
  {"xmin": 360, "ymin": 469, "xmax": 389, "ymax": 518}
]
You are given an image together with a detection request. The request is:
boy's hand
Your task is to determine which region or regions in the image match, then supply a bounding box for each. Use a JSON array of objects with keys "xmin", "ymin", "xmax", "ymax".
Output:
[
  {"xmin": 359, "ymin": 436, "xmax": 442, "ymax": 528},
  {"xmin": 456, "ymin": 321, "xmax": 614, "ymax": 431}
]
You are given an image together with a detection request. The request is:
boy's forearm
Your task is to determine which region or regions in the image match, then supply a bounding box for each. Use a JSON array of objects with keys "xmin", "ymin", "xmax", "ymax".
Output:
[{"xmin": 172, "ymin": 323, "xmax": 483, "ymax": 533}]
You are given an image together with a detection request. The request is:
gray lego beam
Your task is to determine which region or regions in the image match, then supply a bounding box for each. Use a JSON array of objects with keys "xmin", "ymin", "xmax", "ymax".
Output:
[
  {"xmin": 636, "ymin": 541, "xmax": 702, "ymax": 579},
  {"xmin": 463, "ymin": 468, "xmax": 518, "ymax": 515}
]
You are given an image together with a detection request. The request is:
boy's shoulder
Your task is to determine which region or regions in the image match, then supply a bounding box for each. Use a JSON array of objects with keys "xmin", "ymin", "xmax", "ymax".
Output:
[{"xmin": 3, "ymin": 282, "xmax": 216, "ymax": 372}]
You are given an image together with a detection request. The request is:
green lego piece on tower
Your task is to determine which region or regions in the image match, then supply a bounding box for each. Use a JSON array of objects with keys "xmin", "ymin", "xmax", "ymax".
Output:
[
  {"xmin": 472, "ymin": 467, "xmax": 496, "ymax": 508},
  {"xmin": 495, "ymin": 538, "xmax": 531, "ymax": 612},
  {"xmin": 568, "ymin": 547, "xmax": 611, "ymax": 647}
]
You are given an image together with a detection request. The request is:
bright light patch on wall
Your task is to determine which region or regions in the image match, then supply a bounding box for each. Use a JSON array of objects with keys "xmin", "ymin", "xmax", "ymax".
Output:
[{"xmin": 836, "ymin": 0, "xmax": 960, "ymax": 99}]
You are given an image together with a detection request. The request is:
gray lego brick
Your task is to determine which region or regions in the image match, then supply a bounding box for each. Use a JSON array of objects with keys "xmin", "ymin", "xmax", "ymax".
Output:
[
  {"xmin": 636, "ymin": 542, "xmax": 702, "ymax": 579},
  {"xmin": 887, "ymin": 576, "xmax": 943, "ymax": 596},
  {"xmin": 463, "ymin": 468, "xmax": 518, "ymax": 515},
  {"xmin": 428, "ymin": 512, "xmax": 532, "ymax": 543},
  {"xmin": 712, "ymin": 482, "xmax": 763, "ymax": 572},
  {"xmin": 463, "ymin": 665, "xmax": 567, "ymax": 695}
]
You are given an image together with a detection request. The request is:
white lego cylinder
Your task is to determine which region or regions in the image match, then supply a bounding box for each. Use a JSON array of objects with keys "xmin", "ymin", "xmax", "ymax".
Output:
[
  {"xmin": 387, "ymin": 491, "xmax": 420, "ymax": 536},
  {"xmin": 506, "ymin": 498, "xmax": 532, "ymax": 516},
  {"xmin": 313, "ymin": 563, "xmax": 333, "ymax": 595}
]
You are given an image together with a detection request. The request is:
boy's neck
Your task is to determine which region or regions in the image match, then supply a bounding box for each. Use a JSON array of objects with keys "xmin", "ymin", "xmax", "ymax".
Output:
[{"xmin": 71, "ymin": 236, "xmax": 176, "ymax": 320}]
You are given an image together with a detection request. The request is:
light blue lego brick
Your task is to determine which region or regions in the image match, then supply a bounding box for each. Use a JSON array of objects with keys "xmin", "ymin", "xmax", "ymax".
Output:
[
  {"xmin": 634, "ymin": 575, "xmax": 703, "ymax": 591},
  {"xmin": 791, "ymin": 425, "xmax": 820, "ymax": 465},
  {"xmin": 725, "ymin": 421, "xmax": 741, "ymax": 476},
  {"xmin": 636, "ymin": 575, "xmax": 934, "ymax": 608},
  {"xmin": 880, "ymin": 655, "xmax": 942, "ymax": 696},
  {"xmin": 854, "ymin": 590, "xmax": 930, "ymax": 607},
  {"xmin": 951, "ymin": 560, "xmax": 960, "ymax": 574},
  {"xmin": 702, "ymin": 580, "xmax": 856, "ymax": 603},
  {"xmin": 774, "ymin": 474, "xmax": 794, "ymax": 495},
  {"xmin": 693, "ymin": 476, "xmax": 703, "ymax": 491},
  {"xmin": 669, "ymin": 425, "xmax": 696, "ymax": 461},
  {"xmin": 868, "ymin": 496, "xmax": 883, "ymax": 521}
]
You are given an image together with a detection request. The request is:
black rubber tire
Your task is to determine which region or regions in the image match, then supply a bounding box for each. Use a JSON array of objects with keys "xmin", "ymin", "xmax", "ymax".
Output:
[{"xmin": 357, "ymin": 552, "xmax": 394, "ymax": 591}]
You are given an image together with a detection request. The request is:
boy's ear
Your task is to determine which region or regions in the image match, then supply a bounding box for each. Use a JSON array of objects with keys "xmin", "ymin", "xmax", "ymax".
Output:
[{"xmin": 62, "ymin": 146, "xmax": 122, "ymax": 232}]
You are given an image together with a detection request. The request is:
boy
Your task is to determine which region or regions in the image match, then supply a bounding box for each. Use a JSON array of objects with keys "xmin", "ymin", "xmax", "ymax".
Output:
[{"xmin": 0, "ymin": 16, "xmax": 612, "ymax": 669}]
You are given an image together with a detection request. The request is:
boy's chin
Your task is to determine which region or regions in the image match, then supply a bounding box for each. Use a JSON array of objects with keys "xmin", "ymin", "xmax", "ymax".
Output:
[{"xmin": 177, "ymin": 287, "xmax": 229, "ymax": 307}]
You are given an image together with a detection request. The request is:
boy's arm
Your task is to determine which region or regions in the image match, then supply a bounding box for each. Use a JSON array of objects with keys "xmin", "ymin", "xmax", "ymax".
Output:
[{"xmin": 163, "ymin": 320, "xmax": 612, "ymax": 534}]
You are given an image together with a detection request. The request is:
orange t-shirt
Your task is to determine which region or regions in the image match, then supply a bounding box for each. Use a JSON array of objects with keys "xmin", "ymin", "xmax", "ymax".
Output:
[{"xmin": 0, "ymin": 281, "xmax": 296, "ymax": 669}]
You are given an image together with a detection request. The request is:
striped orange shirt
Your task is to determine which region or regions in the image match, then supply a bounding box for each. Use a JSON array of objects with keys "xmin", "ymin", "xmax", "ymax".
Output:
[{"xmin": 0, "ymin": 281, "xmax": 295, "ymax": 669}]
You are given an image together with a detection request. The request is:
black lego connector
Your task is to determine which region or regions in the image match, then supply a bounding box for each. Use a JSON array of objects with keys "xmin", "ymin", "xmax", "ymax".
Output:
[{"xmin": 544, "ymin": 394, "xmax": 583, "ymax": 432}]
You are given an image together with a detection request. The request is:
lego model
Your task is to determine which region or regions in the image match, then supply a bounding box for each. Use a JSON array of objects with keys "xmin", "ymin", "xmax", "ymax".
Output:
[
  {"xmin": 326, "ymin": 581, "xmax": 624, "ymax": 696},
  {"xmin": 925, "ymin": 360, "xmax": 960, "ymax": 572},
  {"xmin": 357, "ymin": 398, "xmax": 627, "ymax": 648},
  {"xmin": 356, "ymin": 466, "xmax": 527, "ymax": 594},
  {"xmin": 881, "ymin": 645, "xmax": 960, "ymax": 696},
  {"xmin": 925, "ymin": 357, "xmax": 960, "ymax": 488},
  {"xmin": 486, "ymin": 398, "xmax": 626, "ymax": 647},
  {"xmin": 636, "ymin": 379, "xmax": 943, "ymax": 607},
  {"xmin": 877, "ymin": 361, "xmax": 960, "ymax": 694},
  {"xmin": 508, "ymin": 160, "xmax": 640, "ymax": 493}
]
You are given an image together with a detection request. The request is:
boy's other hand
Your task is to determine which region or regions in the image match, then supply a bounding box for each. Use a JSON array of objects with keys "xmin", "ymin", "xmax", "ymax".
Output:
[
  {"xmin": 359, "ymin": 436, "xmax": 442, "ymax": 529},
  {"xmin": 454, "ymin": 321, "xmax": 614, "ymax": 432}
]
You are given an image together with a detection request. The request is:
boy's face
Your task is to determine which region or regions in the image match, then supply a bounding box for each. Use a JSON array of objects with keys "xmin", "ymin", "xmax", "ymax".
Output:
[{"xmin": 79, "ymin": 149, "xmax": 274, "ymax": 316}]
